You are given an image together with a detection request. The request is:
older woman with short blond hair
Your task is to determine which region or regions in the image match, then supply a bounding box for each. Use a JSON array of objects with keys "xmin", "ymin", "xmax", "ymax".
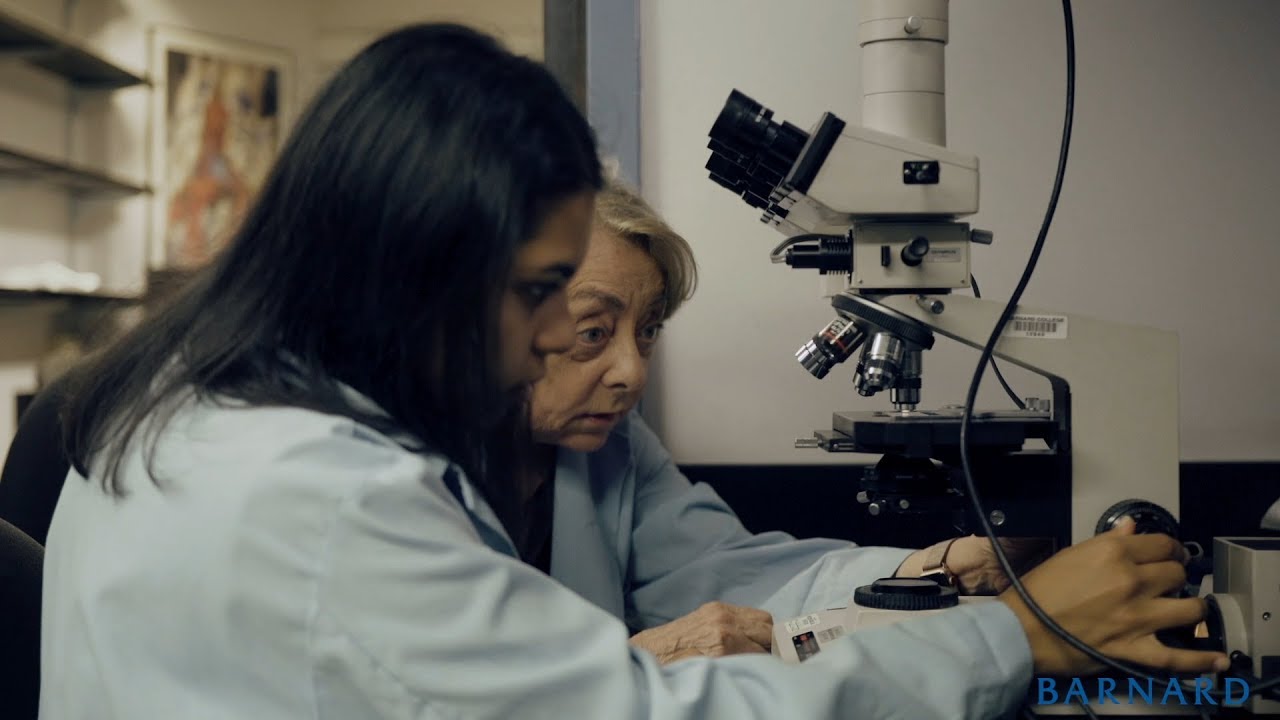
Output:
[{"xmin": 521, "ymin": 175, "xmax": 1051, "ymax": 664}]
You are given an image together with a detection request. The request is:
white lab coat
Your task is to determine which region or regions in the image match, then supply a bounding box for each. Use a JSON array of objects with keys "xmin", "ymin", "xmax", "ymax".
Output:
[{"xmin": 41, "ymin": 396, "xmax": 1033, "ymax": 719}]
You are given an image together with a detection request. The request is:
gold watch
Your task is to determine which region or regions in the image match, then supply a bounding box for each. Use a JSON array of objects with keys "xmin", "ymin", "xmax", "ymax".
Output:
[{"xmin": 919, "ymin": 537, "xmax": 961, "ymax": 588}]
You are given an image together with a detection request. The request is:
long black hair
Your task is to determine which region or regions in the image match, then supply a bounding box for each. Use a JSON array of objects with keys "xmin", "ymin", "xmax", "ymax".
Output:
[{"xmin": 63, "ymin": 24, "xmax": 601, "ymax": 521}]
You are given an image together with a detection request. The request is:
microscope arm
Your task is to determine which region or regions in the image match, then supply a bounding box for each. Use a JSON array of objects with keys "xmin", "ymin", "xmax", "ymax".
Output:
[{"xmin": 877, "ymin": 293, "xmax": 1179, "ymax": 545}]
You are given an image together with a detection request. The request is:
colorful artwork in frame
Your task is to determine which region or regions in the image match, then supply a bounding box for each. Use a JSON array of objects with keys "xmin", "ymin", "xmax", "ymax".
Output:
[{"xmin": 149, "ymin": 26, "xmax": 293, "ymax": 270}]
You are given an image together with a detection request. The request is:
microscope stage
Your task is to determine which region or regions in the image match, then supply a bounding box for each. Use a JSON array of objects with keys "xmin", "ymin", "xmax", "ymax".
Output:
[{"xmin": 827, "ymin": 408, "xmax": 1057, "ymax": 457}]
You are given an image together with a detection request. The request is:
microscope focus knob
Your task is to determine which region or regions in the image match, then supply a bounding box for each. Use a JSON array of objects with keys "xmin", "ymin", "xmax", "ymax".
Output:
[
  {"xmin": 1095, "ymin": 499, "xmax": 1180, "ymax": 538},
  {"xmin": 853, "ymin": 578, "xmax": 959, "ymax": 611},
  {"xmin": 969, "ymin": 228, "xmax": 995, "ymax": 245},
  {"xmin": 901, "ymin": 236, "xmax": 931, "ymax": 267}
]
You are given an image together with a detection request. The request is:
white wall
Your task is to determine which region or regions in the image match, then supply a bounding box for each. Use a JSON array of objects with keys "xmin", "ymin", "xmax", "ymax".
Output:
[
  {"xmin": 312, "ymin": 0, "xmax": 543, "ymax": 86},
  {"xmin": 639, "ymin": 0, "xmax": 1280, "ymax": 464}
]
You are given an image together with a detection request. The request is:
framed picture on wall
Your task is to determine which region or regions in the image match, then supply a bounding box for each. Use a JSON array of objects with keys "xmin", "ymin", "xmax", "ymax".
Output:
[{"xmin": 149, "ymin": 26, "xmax": 294, "ymax": 271}]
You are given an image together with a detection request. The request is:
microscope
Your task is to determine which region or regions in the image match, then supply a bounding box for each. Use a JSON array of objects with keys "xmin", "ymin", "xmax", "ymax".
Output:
[{"xmin": 704, "ymin": 1, "xmax": 1277, "ymax": 715}]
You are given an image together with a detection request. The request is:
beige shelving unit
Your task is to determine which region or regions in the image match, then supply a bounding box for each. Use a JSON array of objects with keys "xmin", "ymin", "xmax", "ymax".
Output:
[{"xmin": 0, "ymin": 2, "xmax": 150, "ymax": 305}]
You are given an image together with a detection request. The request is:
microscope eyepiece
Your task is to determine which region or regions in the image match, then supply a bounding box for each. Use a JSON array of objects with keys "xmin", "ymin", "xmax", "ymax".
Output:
[
  {"xmin": 709, "ymin": 90, "xmax": 770, "ymax": 147},
  {"xmin": 710, "ymin": 90, "xmax": 808, "ymax": 166},
  {"xmin": 707, "ymin": 90, "xmax": 809, "ymax": 215}
]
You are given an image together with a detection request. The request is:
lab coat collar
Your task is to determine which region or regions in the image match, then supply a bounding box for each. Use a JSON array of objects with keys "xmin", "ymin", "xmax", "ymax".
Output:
[{"xmin": 326, "ymin": 370, "xmax": 522, "ymax": 561}]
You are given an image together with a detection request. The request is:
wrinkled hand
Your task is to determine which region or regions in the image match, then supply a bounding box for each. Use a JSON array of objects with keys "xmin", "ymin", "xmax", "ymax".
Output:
[
  {"xmin": 629, "ymin": 602, "xmax": 773, "ymax": 665},
  {"xmin": 948, "ymin": 535, "xmax": 1055, "ymax": 594},
  {"xmin": 999, "ymin": 518, "xmax": 1228, "ymax": 676},
  {"xmin": 897, "ymin": 535, "xmax": 1054, "ymax": 595}
]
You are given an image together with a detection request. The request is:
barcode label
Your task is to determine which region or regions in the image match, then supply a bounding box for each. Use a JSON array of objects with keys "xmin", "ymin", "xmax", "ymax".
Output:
[
  {"xmin": 784, "ymin": 614, "xmax": 821, "ymax": 635},
  {"xmin": 817, "ymin": 626, "xmax": 845, "ymax": 643},
  {"xmin": 1005, "ymin": 314, "xmax": 1068, "ymax": 339},
  {"xmin": 1015, "ymin": 319, "xmax": 1057, "ymax": 333}
]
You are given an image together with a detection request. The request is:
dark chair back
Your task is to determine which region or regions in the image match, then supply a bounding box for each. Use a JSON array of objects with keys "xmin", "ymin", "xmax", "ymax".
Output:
[
  {"xmin": 0, "ymin": 373, "xmax": 75, "ymax": 545},
  {"xmin": 0, "ymin": 517, "xmax": 43, "ymax": 720}
]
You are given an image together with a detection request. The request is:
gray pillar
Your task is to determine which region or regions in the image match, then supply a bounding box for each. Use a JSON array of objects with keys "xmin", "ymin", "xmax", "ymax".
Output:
[
  {"xmin": 585, "ymin": 0, "xmax": 640, "ymax": 188},
  {"xmin": 543, "ymin": 0, "xmax": 587, "ymax": 111},
  {"xmin": 544, "ymin": 0, "xmax": 641, "ymax": 188}
]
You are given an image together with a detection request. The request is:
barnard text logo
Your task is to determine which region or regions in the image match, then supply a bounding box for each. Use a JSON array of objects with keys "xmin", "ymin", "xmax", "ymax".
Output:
[{"xmin": 1036, "ymin": 677, "xmax": 1251, "ymax": 708}]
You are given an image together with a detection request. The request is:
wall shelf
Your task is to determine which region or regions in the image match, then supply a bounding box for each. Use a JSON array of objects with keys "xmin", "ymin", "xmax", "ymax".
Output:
[
  {"xmin": 0, "ymin": 286, "xmax": 140, "ymax": 303},
  {"xmin": 0, "ymin": 143, "xmax": 150, "ymax": 196},
  {"xmin": 0, "ymin": 5, "xmax": 147, "ymax": 89}
]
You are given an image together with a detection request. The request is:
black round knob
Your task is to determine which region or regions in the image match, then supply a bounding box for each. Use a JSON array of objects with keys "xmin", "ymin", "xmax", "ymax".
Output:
[
  {"xmin": 901, "ymin": 236, "xmax": 931, "ymax": 267},
  {"xmin": 853, "ymin": 578, "xmax": 960, "ymax": 611},
  {"xmin": 1095, "ymin": 499, "xmax": 1180, "ymax": 537}
]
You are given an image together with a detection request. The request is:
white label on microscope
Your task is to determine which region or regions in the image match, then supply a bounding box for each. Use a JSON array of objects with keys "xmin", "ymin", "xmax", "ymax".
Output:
[
  {"xmin": 923, "ymin": 248, "xmax": 962, "ymax": 263},
  {"xmin": 784, "ymin": 614, "xmax": 821, "ymax": 635},
  {"xmin": 1006, "ymin": 314, "xmax": 1068, "ymax": 339}
]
